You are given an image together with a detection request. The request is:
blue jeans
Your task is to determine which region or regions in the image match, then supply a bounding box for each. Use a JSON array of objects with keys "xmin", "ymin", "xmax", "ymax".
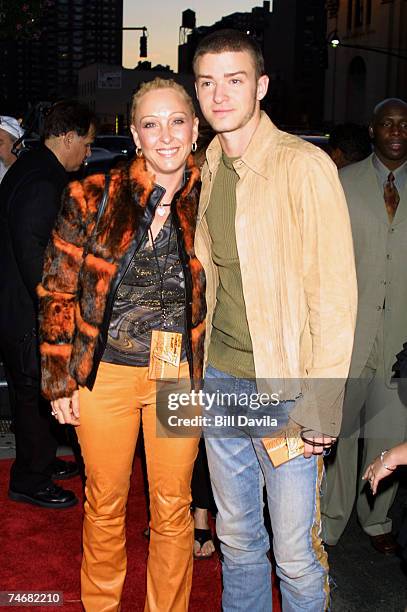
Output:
[{"xmin": 203, "ymin": 365, "xmax": 329, "ymax": 612}]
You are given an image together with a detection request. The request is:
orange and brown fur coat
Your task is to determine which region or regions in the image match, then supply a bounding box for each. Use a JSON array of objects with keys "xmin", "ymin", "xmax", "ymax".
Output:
[{"xmin": 38, "ymin": 155, "xmax": 206, "ymax": 400}]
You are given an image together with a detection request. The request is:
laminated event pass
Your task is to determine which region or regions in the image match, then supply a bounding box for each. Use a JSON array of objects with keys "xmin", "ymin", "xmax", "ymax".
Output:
[
  {"xmin": 263, "ymin": 428, "xmax": 305, "ymax": 467},
  {"xmin": 148, "ymin": 330, "xmax": 182, "ymax": 381}
]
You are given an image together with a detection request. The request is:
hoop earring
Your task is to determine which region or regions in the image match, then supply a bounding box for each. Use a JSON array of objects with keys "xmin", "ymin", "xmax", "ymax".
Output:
[
  {"xmin": 191, "ymin": 142, "xmax": 197, "ymax": 153},
  {"xmin": 136, "ymin": 147, "xmax": 143, "ymax": 157}
]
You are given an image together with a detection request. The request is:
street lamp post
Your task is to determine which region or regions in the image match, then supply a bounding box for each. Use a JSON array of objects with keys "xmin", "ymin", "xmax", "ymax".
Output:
[
  {"xmin": 54, "ymin": 26, "xmax": 150, "ymax": 59},
  {"xmin": 328, "ymin": 35, "xmax": 407, "ymax": 61},
  {"xmin": 326, "ymin": 32, "xmax": 407, "ymax": 123},
  {"xmin": 327, "ymin": 30, "xmax": 339, "ymax": 123}
]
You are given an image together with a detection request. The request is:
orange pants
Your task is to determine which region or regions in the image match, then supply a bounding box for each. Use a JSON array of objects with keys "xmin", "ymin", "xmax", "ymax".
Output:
[{"xmin": 77, "ymin": 361, "xmax": 199, "ymax": 612}]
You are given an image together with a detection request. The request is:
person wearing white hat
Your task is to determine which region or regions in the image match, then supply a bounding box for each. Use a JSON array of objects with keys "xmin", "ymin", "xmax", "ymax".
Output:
[{"xmin": 0, "ymin": 116, "xmax": 24, "ymax": 183}]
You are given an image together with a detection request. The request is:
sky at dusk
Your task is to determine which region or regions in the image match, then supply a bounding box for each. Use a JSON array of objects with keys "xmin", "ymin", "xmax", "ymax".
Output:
[{"xmin": 123, "ymin": 1, "xmax": 264, "ymax": 70}]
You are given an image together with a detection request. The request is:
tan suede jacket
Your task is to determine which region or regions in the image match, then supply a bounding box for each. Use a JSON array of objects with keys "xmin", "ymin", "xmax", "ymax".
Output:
[{"xmin": 195, "ymin": 112, "xmax": 357, "ymax": 437}]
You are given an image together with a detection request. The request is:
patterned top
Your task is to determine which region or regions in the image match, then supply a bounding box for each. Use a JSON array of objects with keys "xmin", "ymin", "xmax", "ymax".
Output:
[{"xmin": 102, "ymin": 215, "xmax": 186, "ymax": 366}]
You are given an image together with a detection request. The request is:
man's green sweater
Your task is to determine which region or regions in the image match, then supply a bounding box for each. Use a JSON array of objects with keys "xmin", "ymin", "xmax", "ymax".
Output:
[{"xmin": 206, "ymin": 153, "xmax": 255, "ymax": 378}]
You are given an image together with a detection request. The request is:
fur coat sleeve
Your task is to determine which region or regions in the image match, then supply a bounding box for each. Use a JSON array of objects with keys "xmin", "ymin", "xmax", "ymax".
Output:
[
  {"xmin": 38, "ymin": 174, "xmax": 106, "ymax": 400},
  {"xmin": 38, "ymin": 156, "xmax": 206, "ymax": 400}
]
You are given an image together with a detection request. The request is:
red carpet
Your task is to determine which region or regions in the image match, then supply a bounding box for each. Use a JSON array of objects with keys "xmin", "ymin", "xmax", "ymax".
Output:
[{"xmin": 0, "ymin": 454, "xmax": 281, "ymax": 611}]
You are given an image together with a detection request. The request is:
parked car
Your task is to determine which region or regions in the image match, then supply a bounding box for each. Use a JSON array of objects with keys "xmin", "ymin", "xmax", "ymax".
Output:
[
  {"xmin": 94, "ymin": 135, "xmax": 135, "ymax": 158},
  {"xmin": 18, "ymin": 135, "xmax": 134, "ymax": 175},
  {"xmin": 300, "ymin": 134, "xmax": 330, "ymax": 151},
  {"xmin": 82, "ymin": 135, "xmax": 135, "ymax": 177},
  {"xmin": 82, "ymin": 146, "xmax": 127, "ymax": 177}
]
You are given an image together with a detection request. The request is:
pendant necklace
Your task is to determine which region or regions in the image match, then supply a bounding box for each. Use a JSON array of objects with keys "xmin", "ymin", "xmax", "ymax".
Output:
[{"xmin": 157, "ymin": 203, "xmax": 171, "ymax": 217}]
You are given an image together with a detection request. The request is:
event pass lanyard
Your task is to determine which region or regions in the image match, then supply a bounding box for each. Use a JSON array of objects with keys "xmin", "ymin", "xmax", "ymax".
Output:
[
  {"xmin": 148, "ymin": 214, "xmax": 182, "ymax": 380},
  {"xmin": 148, "ymin": 214, "xmax": 173, "ymax": 326}
]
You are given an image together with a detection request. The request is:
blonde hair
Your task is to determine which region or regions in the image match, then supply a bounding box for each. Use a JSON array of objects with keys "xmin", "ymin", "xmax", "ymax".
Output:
[{"xmin": 131, "ymin": 77, "xmax": 195, "ymax": 124}]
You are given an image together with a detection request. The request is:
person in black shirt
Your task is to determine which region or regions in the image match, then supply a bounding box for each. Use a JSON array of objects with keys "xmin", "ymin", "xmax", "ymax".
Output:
[{"xmin": 0, "ymin": 100, "xmax": 96, "ymax": 508}]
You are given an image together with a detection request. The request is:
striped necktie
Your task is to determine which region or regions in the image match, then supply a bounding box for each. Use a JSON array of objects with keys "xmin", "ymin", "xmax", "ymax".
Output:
[{"xmin": 384, "ymin": 172, "xmax": 400, "ymax": 222}]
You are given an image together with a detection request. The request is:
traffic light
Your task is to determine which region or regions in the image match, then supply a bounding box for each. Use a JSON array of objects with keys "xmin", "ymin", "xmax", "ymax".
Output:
[{"xmin": 140, "ymin": 33, "xmax": 147, "ymax": 58}]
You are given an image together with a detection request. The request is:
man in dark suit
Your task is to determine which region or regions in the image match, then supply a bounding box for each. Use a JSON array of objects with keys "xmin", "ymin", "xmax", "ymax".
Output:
[{"xmin": 0, "ymin": 100, "xmax": 96, "ymax": 508}]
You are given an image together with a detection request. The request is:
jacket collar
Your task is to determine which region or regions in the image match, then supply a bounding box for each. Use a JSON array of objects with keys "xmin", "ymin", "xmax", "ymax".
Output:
[
  {"xmin": 128, "ymin": 153, "xmax": 200, "ymax": 207},
  {"xmin": 205, "ymin": 111, "xmax": 281, "ymax": 179},
  {"xmin": 38, "ymin": 143, "xmax": 68, "ymax": 181}
]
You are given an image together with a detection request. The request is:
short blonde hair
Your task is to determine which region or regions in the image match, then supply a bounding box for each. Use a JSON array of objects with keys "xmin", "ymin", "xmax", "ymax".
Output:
[{"xmin": 131, "ymin": 77, "xmax": 195, "ymax": 124}]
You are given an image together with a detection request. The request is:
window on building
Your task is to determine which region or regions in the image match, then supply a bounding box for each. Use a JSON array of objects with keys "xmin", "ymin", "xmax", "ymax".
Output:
[
  {"xmin": 347, "ymin": 0, "xmax": 353, "ymax": 30},
  {"xmin": 366, "ymin": 0, "xmax": 372, "ymax": 24},
  {"xmin": 354, "ymin": 0, "xmax": 364, "ymax": 27}
]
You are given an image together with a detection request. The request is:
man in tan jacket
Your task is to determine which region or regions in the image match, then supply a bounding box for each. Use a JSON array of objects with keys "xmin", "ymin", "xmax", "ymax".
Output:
[
  {"xmin": 193, "ymin": 29, "xmax": 357, "ymax": 612},
  {"xmin": 322, "ymin": 98, "xmax": 407, "ymax": 555}
]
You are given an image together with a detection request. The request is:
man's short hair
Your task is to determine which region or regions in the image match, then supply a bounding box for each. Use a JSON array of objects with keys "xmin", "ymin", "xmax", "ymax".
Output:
[
  {"xmin": 42, "ymin": 100, "xmax": 97, "ymax": 141},
  {"xmin": 193, "ymin": 29, "xmax": 265, "ymax": 80},
  {"xmin": 329, "ymin": 123, "xmax": 372, "ymax": 164}
]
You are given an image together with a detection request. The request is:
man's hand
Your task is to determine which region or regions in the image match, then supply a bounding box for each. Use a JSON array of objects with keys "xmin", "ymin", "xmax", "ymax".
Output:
[
  {"xmin": 51, "ymin": 390, "xmax": 80, "ymax": 426},
  {"xmin": 301, "ymin": 430, "xmax": 336, "ymax": 458}
]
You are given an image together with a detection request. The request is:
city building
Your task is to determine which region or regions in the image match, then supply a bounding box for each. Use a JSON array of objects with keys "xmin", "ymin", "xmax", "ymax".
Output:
[
  {"xmin": 324, "ymin": 0, "xmax": 407, "ymax": 124},
  {"xmin": 0, "ymin": 0, "xmax": 123, "ymax": 113},
  {"xmin": 178, "ymin": 0, "xmax": 327, "ymax": 129},
  {"xmin": 178, "ymin": 3, "xmax": 273, "ymax": 76},
  {"xmin": 77, "ymin": 63, "xmax": 194, "ymax": 133}
]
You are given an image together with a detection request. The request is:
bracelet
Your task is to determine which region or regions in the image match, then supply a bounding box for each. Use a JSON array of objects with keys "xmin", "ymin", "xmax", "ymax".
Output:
[
  {"xmin": 300, "ymin": 429, "xmax": 329, "ymax": 447},
  {"xmin": 300, "ymin": 429, "xmax": 336, "ymax": 448},
  {"xmin": 380, "ymin": 450, "xmax": 396, "ymax": 472},
  {"xmin": 301, "ymin": 439, "xmax": 326, "ymax": 447}
]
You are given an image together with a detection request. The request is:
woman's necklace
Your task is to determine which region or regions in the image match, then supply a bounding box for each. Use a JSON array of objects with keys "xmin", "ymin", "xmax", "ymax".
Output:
[{"xmin": 156, "ymin": 203, "xmax": 171, "ymax": 217}]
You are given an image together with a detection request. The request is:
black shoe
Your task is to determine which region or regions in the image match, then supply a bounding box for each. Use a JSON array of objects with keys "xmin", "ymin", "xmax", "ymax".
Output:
[
  {"xmin": 8, "ymin": 484, "xmax": 78, "ymax": 509},
  {"xmin": 370, "ymin": 533, "xmax": 399, "ymax": 555},
  {"xmin": 51, "ymin": 458, "xmax": 79, "ymax": 480}
]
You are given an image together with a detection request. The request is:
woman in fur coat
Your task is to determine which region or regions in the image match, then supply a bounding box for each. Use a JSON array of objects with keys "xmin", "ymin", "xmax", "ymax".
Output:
[{"xmin": 38, "ymin": 78, "xmax": 206, "ymax": 612}]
